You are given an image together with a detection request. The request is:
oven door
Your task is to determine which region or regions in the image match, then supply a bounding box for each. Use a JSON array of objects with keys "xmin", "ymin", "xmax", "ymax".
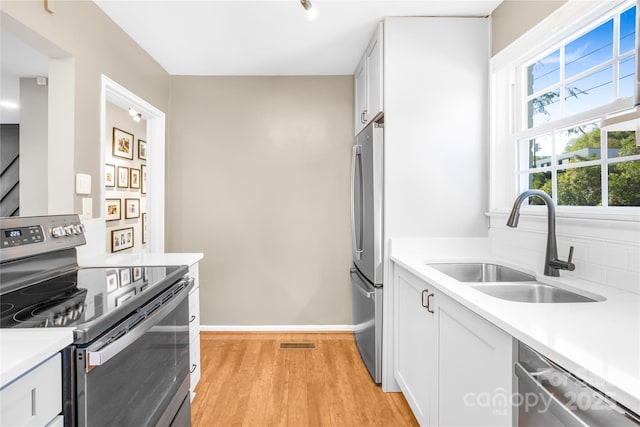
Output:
[{"xmin": 73, "ymin": 278, "xmax": 192, "ymax": 427}]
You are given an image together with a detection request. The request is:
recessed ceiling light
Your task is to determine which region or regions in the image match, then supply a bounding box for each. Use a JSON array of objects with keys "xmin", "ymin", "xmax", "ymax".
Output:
[
  {"xmin": 300, "ymin": 0, "xmax": 317, "ymax": 21},
  {"xmin": 0, "ymin": 100, "xmax": 19, "ymax": 110}
]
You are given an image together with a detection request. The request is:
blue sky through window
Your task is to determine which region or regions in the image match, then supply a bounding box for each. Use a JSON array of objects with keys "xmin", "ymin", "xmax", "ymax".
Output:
[{"xmin": 526, "ymin": 4, "xmax": 637, "ymax": 129}]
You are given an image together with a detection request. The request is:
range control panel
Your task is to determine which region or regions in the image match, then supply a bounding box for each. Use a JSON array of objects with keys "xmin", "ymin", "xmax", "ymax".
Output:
[
  {"xmin": 2, "ymin": 225, "xmax": 45, "ymax": 247},
  {"xmin": 0, "ymin": 215, "xmax": 86, "ymax": 262}
]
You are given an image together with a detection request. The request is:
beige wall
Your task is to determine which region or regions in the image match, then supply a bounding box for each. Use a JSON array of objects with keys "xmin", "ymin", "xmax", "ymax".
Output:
[
  {"xmin": 491, "ymin": 0, "xmax": 567, "ymax": 56},
  {"xmin": 167, "ymin": 76, "xmax": 354, "ymax": 325},
  {"xmin": 1, "ymin": 0, "xmax": 170, "ymax": 217}
]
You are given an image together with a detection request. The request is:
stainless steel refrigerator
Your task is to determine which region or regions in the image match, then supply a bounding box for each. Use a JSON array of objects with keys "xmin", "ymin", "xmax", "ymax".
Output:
[{"xmin": 351, "ymin": 121, "xmax": 383, "ymax": 383}]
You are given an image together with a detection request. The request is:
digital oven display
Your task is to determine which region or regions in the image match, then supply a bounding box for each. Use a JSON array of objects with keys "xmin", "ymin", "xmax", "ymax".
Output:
[{"xmin": 4, "ymin": 229, "xmax": 22, "ymax": 238}]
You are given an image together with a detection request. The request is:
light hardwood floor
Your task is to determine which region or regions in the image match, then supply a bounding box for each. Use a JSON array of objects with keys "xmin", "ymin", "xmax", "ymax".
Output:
[{"xmin": 191, "ymin": 332, "xmax": 418, "ymax": 427}]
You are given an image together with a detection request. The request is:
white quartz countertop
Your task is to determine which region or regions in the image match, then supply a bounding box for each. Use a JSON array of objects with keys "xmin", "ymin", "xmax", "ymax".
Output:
[
  {"xmin": 79, "ymin": 252, "xmax": 203, "ymax": 268},
  {"xmin": 390, "ymin": 238, "xmax": 640, "ymax": 415},
  {"xmin": 0, "ymin": 329, "xmax": 74, "ymax": 388}
]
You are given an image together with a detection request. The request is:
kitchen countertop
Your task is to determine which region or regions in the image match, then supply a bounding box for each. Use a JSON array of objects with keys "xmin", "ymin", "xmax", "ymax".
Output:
[
  {"xmin": 79, "ymin": 252, "xmax": 203, "ymax": 268},
  {"xmin": 390, "ymin": 237, "xmax": 640, "ymax": 415},
  {"xmin": 0, "ymin": 329, "xmax": 74, "ymax": 389}
]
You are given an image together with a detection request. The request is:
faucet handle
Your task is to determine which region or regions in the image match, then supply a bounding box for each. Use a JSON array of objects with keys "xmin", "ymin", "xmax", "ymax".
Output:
[
  {"xmin": 567, "ymin": 246, "xmax": 574, "ymax": 264},
  {"xmin": 550, "ymin": 246, "xmax": 576, "ymax": 272}
]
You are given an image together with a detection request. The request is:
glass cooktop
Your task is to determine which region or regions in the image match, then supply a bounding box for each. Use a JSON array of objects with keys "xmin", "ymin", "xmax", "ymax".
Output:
[{"xmin": 0, "ymin": 265, "xmax": 187, "ymax": 344}]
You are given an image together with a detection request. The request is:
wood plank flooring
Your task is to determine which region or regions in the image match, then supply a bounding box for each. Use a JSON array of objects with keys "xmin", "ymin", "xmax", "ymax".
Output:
[{"xmin": 191, "ymin": 332, "xmax": 418, "ymax": 427}]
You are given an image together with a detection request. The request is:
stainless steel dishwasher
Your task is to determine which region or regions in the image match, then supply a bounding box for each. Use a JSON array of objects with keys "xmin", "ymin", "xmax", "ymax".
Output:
[{"xmin": 516, "ymin": 342, "xmax": 640, "ymax": 426}]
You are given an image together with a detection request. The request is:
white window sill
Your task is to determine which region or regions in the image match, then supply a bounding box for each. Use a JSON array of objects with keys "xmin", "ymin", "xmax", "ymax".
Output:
[{"xmin": 486, "ymin": 208, "xmax": 640, "ymax": 223}]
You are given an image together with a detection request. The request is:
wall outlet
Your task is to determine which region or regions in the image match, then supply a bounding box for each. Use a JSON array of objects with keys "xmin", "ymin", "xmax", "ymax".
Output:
[{"xmin": 81, "ymin": 198, "xmax": 92, "ymax": 220}]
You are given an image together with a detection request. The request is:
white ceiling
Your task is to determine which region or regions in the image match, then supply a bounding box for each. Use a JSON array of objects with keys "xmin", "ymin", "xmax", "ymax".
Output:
[{"xmin": 94, "ymin": 0, "xmax": 502, "ymax": 76}]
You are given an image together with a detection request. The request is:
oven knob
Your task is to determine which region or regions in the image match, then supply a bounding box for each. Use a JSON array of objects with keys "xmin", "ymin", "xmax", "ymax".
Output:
[{"xmin": 51, "ymin": 227, "xmax": 65, "ymax": 238}]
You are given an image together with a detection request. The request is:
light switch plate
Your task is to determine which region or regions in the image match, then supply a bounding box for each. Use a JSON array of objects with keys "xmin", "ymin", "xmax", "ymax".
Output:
[{"xmin": 75, "ymin": 173, "xmax": 92, "ymax": 195}]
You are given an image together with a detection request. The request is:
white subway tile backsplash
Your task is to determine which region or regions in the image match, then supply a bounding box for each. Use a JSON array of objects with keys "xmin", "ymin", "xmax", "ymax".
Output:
[
  {"xmin": 630, "ymin": 251, "xmax": 640, "ymax": 273},
  {"xmin": 489, "ymin": 214, "xmax": 639, "ymax": 294},
  {"xmin": 605, "ymin": 267, "xmax": 640, "ymax": 294},
  {"xmin": 574, "ymin": 261, "xmax": 607, "ymax": 285},
  {"xmin": 587, "ymin": 245, "xmax": 628, "ymax": 270}
]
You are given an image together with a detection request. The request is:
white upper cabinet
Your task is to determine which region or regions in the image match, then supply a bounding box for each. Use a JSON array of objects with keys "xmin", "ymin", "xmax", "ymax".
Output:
[{"xmin": 354, "ymin": 22, "xmax": 384, "ymax": 135}]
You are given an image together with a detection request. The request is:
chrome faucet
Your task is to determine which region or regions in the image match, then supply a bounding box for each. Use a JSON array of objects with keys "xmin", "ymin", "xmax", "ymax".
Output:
[{"xmin": 506, "ymin": 190, "xmax": 575, "ymax": 277}]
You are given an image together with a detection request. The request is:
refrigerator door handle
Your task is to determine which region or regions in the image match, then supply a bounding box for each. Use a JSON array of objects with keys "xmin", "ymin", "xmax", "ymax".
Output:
[
  {"xmin": 351, "ymin": 145, "xmax": 364, "ymax": 260},
  {"xmin": 351, "ymin": 268, "xmax": 375, "ymax": 299}
]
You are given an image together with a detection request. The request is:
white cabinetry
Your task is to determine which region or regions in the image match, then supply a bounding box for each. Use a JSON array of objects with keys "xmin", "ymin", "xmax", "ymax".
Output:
[
  {"xmin": 394, "ymin": 264, "xmax": 513, "ymax": 427},
  {"xmin": 382, "ymin": 15, "xmax": 489, "ymax": 390},
  {"xmin": 0, "ymin": 354, "xmax": 62, "ymax": 427},
  {"xmin": 188, "ymin": 262, "xmax": 201, "ymax": 399},
  {"xmin": 395, "ymin": 266, "xmax": 436, "ymax": 426},
  {"xmin": 437, "ymin": 292, "xmax": 513, "ymax": 427},
  {"xmin": 354, "ymin": 22, "xmax": 383, "ymax": 135}
]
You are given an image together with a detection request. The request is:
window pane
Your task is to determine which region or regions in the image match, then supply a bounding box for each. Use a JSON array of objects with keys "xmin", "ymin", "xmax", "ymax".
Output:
[
  {"xmin": 557, "ymin": 165, "xmax": 602, "ymax": 206},
  {"xmin": 527, "ymin": 50, "xmax": 560, "ymax": 95},
  {"xmin": 564, "ymin": 66, "xmax": 613, "ymax": 116},
  {"xmin": 565, "ymin": 19, "xmax": 613, "ymax": 79},
  {"xmin": 518, "ymin": 135, "xmax": 552, "ymax": 169},
  {"xmin": 520, "ymin": 172, "xmax": 552, "ymax": 205},
  {"xmin": 556, "ymin": 122, "xmax": 600, "ymax": 165},
  {"xmin": 620, "ymin": 5, "xmax": 636, "ymax": 54},
  {"xmin": 619, "ymin": 55, "xmax": 635, "ymax": 98},
  {"xmin": 609, "ymin": 161, "xmax": 640, "ymax": 206},
  {"xmin": 606, "ymin": 130, "xmax": 640, "ymax": 158},
  {"xmin": 527, "ymin": 89, "xmax": 561, "ymax": 128}
]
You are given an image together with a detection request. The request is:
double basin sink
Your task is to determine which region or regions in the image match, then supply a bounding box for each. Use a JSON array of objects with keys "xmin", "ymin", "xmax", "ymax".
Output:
[{"xmin": 427, "ymin": 263, "xmax": 604, "ymax": 303}]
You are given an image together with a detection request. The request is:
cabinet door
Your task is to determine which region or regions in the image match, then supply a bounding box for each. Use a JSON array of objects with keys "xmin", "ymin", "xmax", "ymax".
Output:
[
  {"xmin": 1, "ymin": 353, "xmax": 62, "ymax": 427},
  {"xmin": 395, "ymin": 267, "xmax": 436, "ymax": 427},
  {"xmin": 366, "ymin": 23, "xmax": 383, "ymax": 122},
  {"xmin": 354, "ymin": 55, "xmax": 368, "ymax": 135},
  {"xmin": 437, "ymin": 296, "xmax": 514, "ymax": 427}
]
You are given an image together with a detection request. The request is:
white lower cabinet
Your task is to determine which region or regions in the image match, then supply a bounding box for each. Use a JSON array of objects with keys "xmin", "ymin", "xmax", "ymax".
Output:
[
  {"xmin": 188, "ymin": 262, "xmax": 201, "ymax": 400},
  {"xmin": 0, "ymin": 354, "xmax": 62, "ymax": 427},
  {"xmin": 394, "ymin": 264, "xmax": 514, "ymax": 427}
]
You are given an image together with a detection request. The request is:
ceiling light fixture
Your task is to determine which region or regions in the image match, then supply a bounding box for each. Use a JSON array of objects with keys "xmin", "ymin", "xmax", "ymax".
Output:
[
  {"xmin": 300, "ymin": 0, "xmax": 317, "ymax": 21},
  {"xmin": 128, "ymin": 107, "xmax": 142, "ymax": 122},
  {"xmin": 0, "ymin": 100, "xmax": 19, "ymax": 110}
]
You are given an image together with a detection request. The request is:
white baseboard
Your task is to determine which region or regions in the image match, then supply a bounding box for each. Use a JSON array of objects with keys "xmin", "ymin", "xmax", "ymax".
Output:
[{"xmin": 200, "ymin": 324, "xmax": 356, "ymax": 332}]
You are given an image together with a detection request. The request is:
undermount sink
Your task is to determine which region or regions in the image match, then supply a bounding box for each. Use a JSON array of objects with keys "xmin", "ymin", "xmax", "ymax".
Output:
[
  {"xmin": 427, "ymin": 262, "xmax": 535, "ymax": 282},
  {"xmin": 471, "ymin": 283, "xmax": 604, "ymax": 303}
]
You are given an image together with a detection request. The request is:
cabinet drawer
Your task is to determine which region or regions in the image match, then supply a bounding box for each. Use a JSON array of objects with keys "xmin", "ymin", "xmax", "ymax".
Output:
[
  {"xmin": 189, "ymin": 335, "xmax": 201, "ymax": 390},
  {"xmin": 1, "ymin": 353, "xmax": 62, "ymax": 427}
]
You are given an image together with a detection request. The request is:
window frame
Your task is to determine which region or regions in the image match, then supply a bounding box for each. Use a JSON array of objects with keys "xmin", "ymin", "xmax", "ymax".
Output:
[{"xmin": 490, "ymin": 0, "xmax": 640, "ymax": 221}]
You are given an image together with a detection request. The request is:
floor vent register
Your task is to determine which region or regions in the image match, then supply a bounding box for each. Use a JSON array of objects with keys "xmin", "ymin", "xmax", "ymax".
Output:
[{"xmin": 278, "ymin": 342, "xmax": 316, "ymax": 349}]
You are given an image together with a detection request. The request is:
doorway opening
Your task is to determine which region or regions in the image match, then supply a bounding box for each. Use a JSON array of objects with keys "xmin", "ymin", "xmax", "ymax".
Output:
[{"xmin": 99, "ymin": 75, "xmax": 166, "ymax": 254}]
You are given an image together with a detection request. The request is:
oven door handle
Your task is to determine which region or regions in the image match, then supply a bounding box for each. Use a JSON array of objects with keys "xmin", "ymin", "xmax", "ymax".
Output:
[{"xmin": 86, "ymin": 277, "xmax": 193, "ymax": 371}]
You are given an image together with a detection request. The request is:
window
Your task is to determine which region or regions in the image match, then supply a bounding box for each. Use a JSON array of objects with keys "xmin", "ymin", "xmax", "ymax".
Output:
[{"xmin": 514, "ymin": 1, "xmax": 640, "ymax": 208}]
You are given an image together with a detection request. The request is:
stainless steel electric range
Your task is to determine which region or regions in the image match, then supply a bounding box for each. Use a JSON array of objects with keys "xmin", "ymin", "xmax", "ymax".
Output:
[{"xmin": 0, "ymin": 215, "xmax": 194, "ymax": 427}]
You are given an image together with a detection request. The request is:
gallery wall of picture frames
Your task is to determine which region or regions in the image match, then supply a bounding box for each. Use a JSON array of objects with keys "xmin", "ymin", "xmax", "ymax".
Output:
[{"xmin": 105, "ymin": 124, "xmax": 148, "ymax": 253}]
